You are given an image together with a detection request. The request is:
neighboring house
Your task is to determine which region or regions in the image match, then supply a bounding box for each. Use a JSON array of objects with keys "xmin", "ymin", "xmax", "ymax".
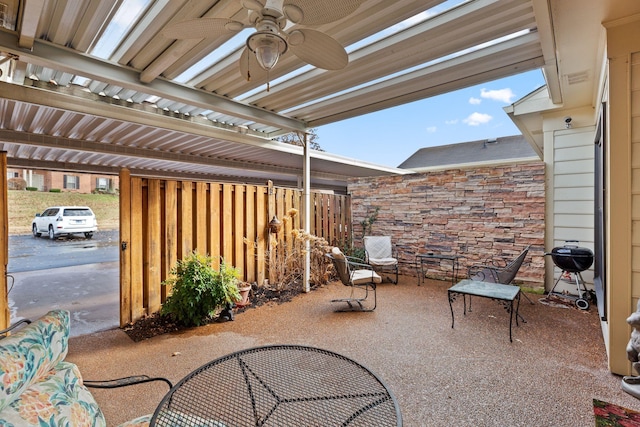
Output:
[
  {"xmin": 397, "ymin": 135, "xmax": 539, "ymax": 170},
  {"xmin": 7, "ymin": 169, "xmax": 118, "ymax": 194}
]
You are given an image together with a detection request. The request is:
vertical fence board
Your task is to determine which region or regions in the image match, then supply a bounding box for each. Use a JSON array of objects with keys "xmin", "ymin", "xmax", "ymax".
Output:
[
  {"xmin": 119, "ymin": 169, "xmax": 132, "ymax": 325},
  {"xmin": 195, "ymin": 182, "xmax": 208, "ymax": 253},
  {"xmin": 210, "ymin": 183, "xmax": 221, "ymax": 269},
  {"xmin": 256, "ymin": 186, "xmax": 267, "ymax": 286},
  {"xmin": 329, "ymin": 195, "xmax": 336, "ymax": 245},
  {"xmin": 276, "ymin": 188, "xmax": 285, "ymax": 224},
  {"xmin": 130, "ymin": 177, "xmax": 145, "ymax": 320},
  {"xmin": 222, "ymin": 184, "xmax": 233, "ymax": 263},
  {"xmin": 309, "ymin": 193, "xmax": 322, "ymax": 236},
  {"xmin": 246, "ymin": 186, "xmax": 256, "ymax": 283},
  {"xmin": 181, "ymin": 181, "xmax": 193, "ymax": 257},
  {"xmin": 336, "ymin": 197, "xmax": 344, "ymax": 244},
  {"xmin": 284, "ymin": 189, "xmax": 294, "ymax": 253},
  {"xmin": 164, "ymin": 181, "xmax": 177, "ymax": 299},
  {"xmin": 275, "ymin": 188, "xmax": 285, "ymax": 275},
  {"xmin": 344, "ymin": 194, "xmax": 352, "ymax": 247},
  {"xmin": 322, "ymin": 194, "xmax": 329, "ymax": 240},
  {"xmin": 234, "ymin": 185, "xmax": 245, "ymax": 275},
  {"xmin": 146, "ymin": 179, "xmax": 162, "ymax": 313},
  {"xmin": 267, "ymin": 181, "xmax": 276, "ymax": 285}
]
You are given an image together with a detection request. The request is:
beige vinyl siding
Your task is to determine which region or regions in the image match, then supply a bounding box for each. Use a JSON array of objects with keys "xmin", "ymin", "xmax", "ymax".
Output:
[
  {"xmin": 631, "ymin": 52, "xmax": 640, "ymax": 305},
  {"xmin": 606, "ymin": 17, "xmax": 639, "ymax": 374},
  {"xmin": 551, "ymin": 128, "xmax": 595, "ymax": 288}
]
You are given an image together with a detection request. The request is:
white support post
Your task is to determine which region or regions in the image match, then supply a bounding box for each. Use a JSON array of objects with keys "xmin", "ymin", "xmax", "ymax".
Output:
[{"xmin": 303, "ymin": 132, "xmax": 311, "ymax": 292}]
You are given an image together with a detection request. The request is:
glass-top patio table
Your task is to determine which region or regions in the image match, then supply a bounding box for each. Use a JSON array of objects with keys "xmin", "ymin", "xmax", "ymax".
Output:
[
  {"xmin": 448, "ymin": 279, "xmax": 522, "ymax": 342},
  {"xmin": 415, "ymin": 253, "xmax": 462, "ymax": 286},
  {"xmin": 150, "ymin": 344, "xmax": 402, "ymax": 426}
]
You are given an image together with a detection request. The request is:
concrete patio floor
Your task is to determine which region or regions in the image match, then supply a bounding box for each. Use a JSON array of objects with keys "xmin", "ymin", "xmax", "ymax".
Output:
[{"xmin": 68, "ymin": 275, "xmax": 637, "ymax": 426}]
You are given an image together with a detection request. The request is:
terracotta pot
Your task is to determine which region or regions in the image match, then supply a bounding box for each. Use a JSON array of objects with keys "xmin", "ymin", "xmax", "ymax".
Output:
[{"xmin": 236, "ymin": 283, "xmax": 252, "ymax": 308}]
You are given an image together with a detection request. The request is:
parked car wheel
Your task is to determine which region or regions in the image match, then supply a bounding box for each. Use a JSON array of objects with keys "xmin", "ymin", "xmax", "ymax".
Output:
[
  {"xmin": 48, "ymin": 226, "xmax": 56, "ymax": 240},
  {"xmin": 84, "ymin": 232, "xmax": 93, "ymax": 239},
  {"xmin": 32, "ymin": 224, "xmax": 41, "ymax": 238}
]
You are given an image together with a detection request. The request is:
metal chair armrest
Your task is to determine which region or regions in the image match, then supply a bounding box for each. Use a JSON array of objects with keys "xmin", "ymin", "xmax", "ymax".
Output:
[
  {"xmin": 347, "ymin": 259, "xmax": 375, "ymax": 270},
  {"xmin": 84, "ymin": 375, "xmax": 173, "ymax": 390},
  {"xmin": 345, "ymin": 255, "xmax": 366, "ymax": 264}
]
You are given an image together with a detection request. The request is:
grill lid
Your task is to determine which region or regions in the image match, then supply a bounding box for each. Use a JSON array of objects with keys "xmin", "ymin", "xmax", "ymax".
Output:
[{"xmin": 547, "ymin": 243, "xmax": 594, "ymax": 272}]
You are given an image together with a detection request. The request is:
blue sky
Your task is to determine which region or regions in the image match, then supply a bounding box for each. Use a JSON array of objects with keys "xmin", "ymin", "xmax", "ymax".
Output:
[{"xmin": 316, "ymin": 69, "xmax": 546, "ymax": 168}]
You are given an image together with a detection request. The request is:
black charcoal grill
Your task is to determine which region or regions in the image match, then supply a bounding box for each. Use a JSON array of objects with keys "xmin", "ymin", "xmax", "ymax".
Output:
[{"xmin": 545, "ymin": 241, "xmax": 594, "ymax": 310}]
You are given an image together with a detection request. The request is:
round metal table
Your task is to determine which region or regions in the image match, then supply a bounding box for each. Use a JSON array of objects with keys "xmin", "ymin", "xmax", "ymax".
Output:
[{"xmin": 151, "ymin": 344, "xmax": 402, "ymax": 426}]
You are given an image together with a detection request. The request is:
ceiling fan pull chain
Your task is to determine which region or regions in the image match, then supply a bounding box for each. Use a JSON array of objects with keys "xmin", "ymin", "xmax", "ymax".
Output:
[{"xmin": 246, "ymin": 53, "xmax": 251, "ymax": 82}]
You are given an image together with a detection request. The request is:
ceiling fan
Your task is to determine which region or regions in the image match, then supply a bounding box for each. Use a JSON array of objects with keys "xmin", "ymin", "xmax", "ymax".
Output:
[{"xmin": 162, "ymin": 0, "xmax": 363, "ymax": 85}]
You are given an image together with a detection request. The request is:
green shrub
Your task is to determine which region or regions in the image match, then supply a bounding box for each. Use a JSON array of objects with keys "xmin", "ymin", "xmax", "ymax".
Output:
[
  {"xmin": 49, "ymin": 188, "xmax": 61, "ymax": 193},
  {"xmin": 161, "ymin": 252, "xmax": 241, "ymax": 327},
  {"xmin": 25, "ymin": 187, "xmax": 38, "ymax": 191}
]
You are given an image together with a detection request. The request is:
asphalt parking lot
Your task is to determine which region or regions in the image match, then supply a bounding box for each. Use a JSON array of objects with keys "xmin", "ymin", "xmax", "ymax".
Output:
[{"xmin": 8, "ymin": 230, "xmax": 120, "ymax": 336}]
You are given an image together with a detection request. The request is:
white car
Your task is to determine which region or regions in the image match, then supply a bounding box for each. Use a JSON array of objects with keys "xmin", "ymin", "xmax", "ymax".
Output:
[{"xmin": 32, "ymin": 206, "xmax": 98, "ymax": 240}]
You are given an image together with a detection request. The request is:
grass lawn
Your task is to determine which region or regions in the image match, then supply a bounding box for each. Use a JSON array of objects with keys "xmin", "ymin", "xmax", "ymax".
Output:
[{"xmin": 8, "ymin": 190, "xmax": 119, "ymax": 235}]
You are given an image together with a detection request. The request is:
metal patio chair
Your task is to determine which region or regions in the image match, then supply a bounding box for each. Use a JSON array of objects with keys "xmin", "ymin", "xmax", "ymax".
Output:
[
  {"xmin": 363, "ymin": 236, "xmax": 399, "ymax": 284},
  {"xmin": 467, "ymin": 245, "xmax": 533, "ymax": 318},
  {"xmin": 327, "ymin": 247, "xmax": 382, "ymax": 312},
  {"xmin": 468, "ymin": 246, "xmax": 530, "ymax": 286}
]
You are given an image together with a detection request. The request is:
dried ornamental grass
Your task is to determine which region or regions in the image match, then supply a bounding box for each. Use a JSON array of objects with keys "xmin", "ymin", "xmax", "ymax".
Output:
[{"xmin": 245, "ymin": 209, "xmax": 333, "ymax": 292}]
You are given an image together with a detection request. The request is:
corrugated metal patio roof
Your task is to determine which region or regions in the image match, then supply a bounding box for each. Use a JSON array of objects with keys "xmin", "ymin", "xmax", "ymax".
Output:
[{"xmin": 0, "ymin": 0, "xmax": 558, "ymax": 190}]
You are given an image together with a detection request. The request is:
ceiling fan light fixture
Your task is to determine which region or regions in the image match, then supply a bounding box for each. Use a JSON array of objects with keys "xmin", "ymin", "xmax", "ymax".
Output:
[{"xmin": 247, "ymin": 31, "xmax": 288, "ymax": 71}]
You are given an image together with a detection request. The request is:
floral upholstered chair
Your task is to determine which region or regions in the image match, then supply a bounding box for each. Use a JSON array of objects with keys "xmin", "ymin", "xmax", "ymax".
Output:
[{"xmin": 0, "ymin": 310, "xmax": 171, "ymax": 427}]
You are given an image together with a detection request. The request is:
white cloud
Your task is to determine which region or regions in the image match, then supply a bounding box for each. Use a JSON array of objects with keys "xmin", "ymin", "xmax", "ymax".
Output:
[
  {"xmin": 445, "ymin": 119, "xmax": 459, "ymax": 125},
  {"xmin": 426, "ymin": 126, "xmax": 437, "ymax": 133},
  {"xmin": 469, "ymin": 97, "xmax": 481, "ymax": 105},
  {"xmin": 463, "ymin": 112, "xmax": 493, "ymax": 126},
  {"xmin": 480, "ymin": 88, "xmax": 516, "ymax": 103}
]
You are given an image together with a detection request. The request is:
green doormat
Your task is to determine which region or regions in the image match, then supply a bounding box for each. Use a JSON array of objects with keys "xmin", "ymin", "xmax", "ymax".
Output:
[{"xmin": 594, "ymin": 399, "xmax": 640, "ymax": 426}]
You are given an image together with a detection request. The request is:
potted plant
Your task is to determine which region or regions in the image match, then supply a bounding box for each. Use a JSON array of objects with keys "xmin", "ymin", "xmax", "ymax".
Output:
[
  {"xmin": 161, "ymin": 252, "xmax": 241, "ymax": 326},
  {"xmin": 236, "ymin": 282, "xmax": 253, "ymax": 308}
]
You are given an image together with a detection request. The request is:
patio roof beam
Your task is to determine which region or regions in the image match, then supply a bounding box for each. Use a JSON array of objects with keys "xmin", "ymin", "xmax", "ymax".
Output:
[
  {"xmin": 7, "ymin": 157, "xmax": 350, "ymax": 191},
  {"xmin": 0, "ymin": 130, "xmax": 344, "ymax": 180},
  {"xmin": 17, "ymin": 0, "xmax": 45, "ymax": 49},
  {"xmin": 0, "ymin": 31, "xmax": 307, "ymax": 132},
  {"xmin": 0, "ymin": 81, "xmax": 304, "ymax": 154}
]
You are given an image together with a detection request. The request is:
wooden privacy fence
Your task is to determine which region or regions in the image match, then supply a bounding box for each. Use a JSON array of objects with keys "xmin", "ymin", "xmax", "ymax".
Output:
[{"xmin": 119, "ymin": 169, "xmax": 351, "ymax": 326}]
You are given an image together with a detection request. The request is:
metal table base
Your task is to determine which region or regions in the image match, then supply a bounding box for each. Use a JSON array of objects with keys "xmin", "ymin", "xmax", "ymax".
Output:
[{"xmin": 448, "ymin": 279, "xmax": 522, "ymax": 342}]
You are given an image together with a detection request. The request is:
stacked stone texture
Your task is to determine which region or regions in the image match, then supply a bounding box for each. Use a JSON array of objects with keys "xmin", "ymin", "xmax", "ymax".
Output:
[{"xmin": 349, "ymin": 162, "xmax": 545, "ymax": 287}]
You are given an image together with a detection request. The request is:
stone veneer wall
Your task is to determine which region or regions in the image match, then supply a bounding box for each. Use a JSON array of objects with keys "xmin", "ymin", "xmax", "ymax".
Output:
[{"xmin": 348, "ymin": 161, "xmax": 545, "ymax": 287}]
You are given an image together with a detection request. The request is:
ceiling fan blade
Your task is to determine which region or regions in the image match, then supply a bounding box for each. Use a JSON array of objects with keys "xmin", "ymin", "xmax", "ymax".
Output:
[
  {"xmin": 239, "ymin": 47, "xmax": 269, "ymax": 82},
  {"xmin": 161, "ymin": 18, "xmax": 244, "ymax": 39},
  {"xmin": 241, "ymin": 0, "xmax": 266, "ymax": 12},
  {"xmin": 288, "ymin": 29, "xmax": 348, "ymax": 70},
  {"xmin": 283, "ymin": 0, "xmax": 364, "ymax": 25}
]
